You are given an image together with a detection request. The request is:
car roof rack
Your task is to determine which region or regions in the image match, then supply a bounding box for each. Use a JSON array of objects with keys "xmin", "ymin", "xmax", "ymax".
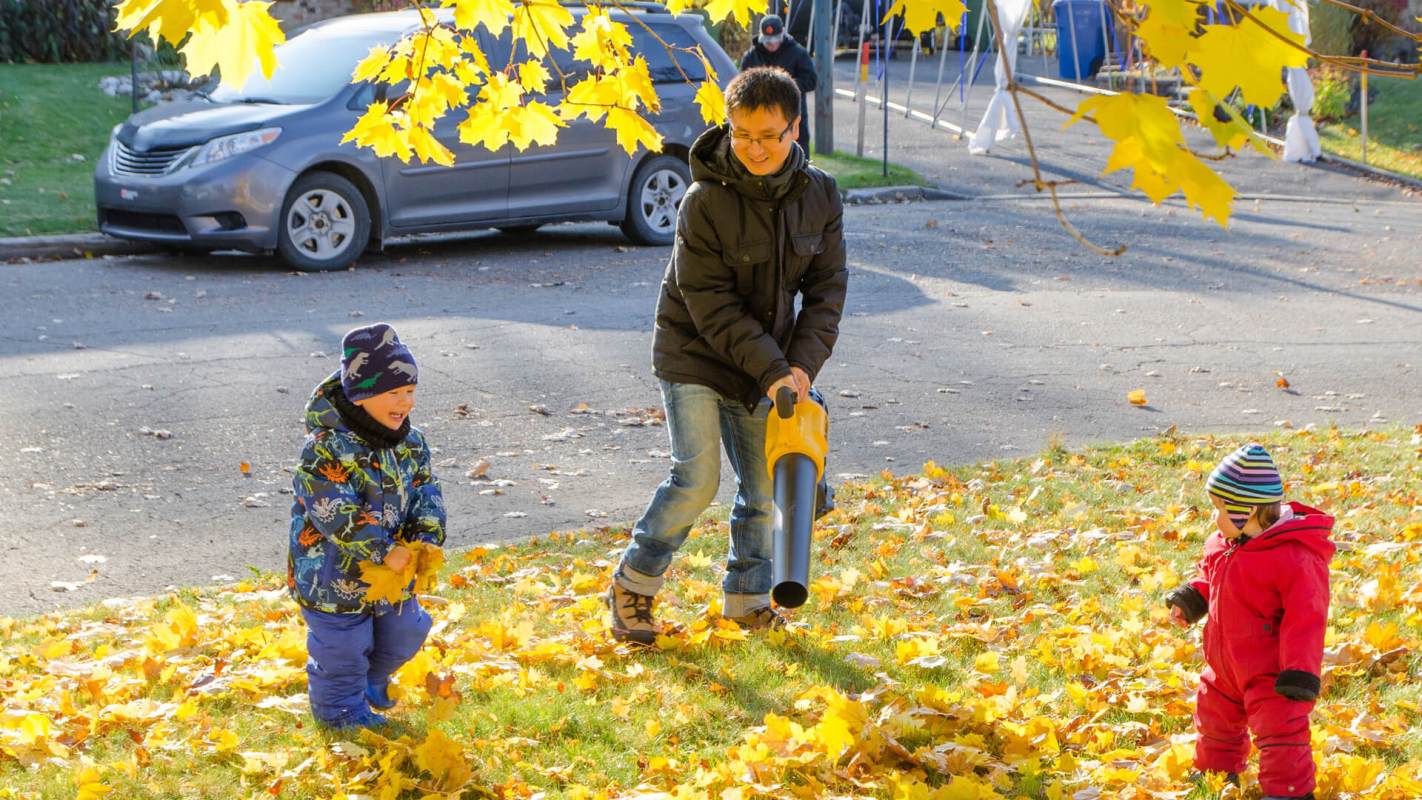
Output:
[{"xmin": 557, "ymin": 0, "xmax": 671, "ymax": 11}]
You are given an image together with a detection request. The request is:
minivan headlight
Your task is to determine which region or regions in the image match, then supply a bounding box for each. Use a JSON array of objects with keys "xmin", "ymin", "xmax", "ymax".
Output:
[{"xmin": 190, "ymin": 127, "xmax": 281, "ymax": 167}]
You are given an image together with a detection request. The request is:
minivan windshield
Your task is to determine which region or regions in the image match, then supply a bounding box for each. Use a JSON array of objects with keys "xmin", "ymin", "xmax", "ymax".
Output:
[{"xmin": 208, "ymin": 23, "xmax": 400, "ymax": 104}]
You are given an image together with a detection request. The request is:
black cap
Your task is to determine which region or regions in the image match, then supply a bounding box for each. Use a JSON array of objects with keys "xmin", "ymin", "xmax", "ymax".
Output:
[{"xmin": 760, "ymin": 14, "xmax": 784, "ymax": 37}]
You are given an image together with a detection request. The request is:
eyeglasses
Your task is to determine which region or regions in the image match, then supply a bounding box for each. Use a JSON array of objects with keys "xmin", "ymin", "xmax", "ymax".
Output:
[{"xmin": 730, "ymin": 121, "xmax": 794, "ymax": 149}]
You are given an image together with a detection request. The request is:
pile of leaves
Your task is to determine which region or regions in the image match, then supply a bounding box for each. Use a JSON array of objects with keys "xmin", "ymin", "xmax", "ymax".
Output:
[{"xmin": 1, "ymin": 426, "xmax": 1419, "ymax": 799}]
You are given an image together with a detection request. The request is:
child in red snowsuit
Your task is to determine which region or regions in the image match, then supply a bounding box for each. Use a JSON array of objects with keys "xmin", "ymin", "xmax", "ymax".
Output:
[{"xmin": 1165, "ymin": 443, "xmax": 1334, "ymax": 800}]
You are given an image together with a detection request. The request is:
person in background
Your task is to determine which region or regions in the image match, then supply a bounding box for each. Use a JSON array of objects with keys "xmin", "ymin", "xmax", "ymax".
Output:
[{"xmin": 740, "ymin": 14, "xmax": 817, "ymax": 154}]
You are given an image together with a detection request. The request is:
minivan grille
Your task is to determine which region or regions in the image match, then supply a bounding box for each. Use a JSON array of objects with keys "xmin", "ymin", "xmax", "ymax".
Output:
[
  {"xmin": 111, "ymin": 141, "xmax": 193, "ymax": 176},
  {"xmin": 101, "ymin": 209, "xmax": 188, "ymax": 234}
]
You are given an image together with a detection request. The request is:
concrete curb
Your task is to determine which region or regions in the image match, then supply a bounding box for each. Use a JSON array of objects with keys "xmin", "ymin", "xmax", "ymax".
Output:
[
  {"xmin": 0, "ymin": 232, "xmax": 159, "ymax": 262},
  {"xmin": 1, "ymin": 191, "xmax": 970, "ymax": 262},
  {"xmin": 843, "ymin": 185, "xmax": 968, "ymax": 204}
]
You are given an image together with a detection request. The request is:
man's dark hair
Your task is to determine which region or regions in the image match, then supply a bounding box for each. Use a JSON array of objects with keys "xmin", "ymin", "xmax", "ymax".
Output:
[{"xmin": 725, "ymin": 67, "xmax": 801, "ymax": 123}]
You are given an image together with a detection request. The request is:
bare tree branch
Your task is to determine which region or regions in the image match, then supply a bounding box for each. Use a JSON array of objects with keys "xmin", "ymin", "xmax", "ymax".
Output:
[{"xmin": 984, "ymin": 0, "xmax": 1128, "ymax": 256}]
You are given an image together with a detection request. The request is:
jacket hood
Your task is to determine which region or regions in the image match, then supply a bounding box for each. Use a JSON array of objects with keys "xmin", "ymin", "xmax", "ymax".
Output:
[
  {"xmin": 118, "ymin": 100, "xmax": 304, "ymax": 151},
  {"xmin": 304, "ymin": 371, "xmax": 352, "ymax": 436},
  {"xmin": 689, "ymin": 124, "xmax": 807, "ymax": 202},
  {"xmin": 1242, "ymin": 501, "xmax": 1336, "ymax": 562}
]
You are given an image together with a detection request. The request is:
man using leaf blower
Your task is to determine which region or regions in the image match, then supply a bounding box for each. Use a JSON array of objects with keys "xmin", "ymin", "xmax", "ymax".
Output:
[
  {"xmin": 288, "ymin": 323, "xmax": 446, "ymax": 728},
  {"xmin": 608, "ymin": 67, "xmax": 847, "ymax": 644}
]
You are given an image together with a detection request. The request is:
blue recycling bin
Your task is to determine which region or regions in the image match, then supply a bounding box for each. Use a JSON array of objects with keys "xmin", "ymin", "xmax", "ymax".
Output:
[{"xmin": 1052, "ymin": 0, "xmax": 1115, "ymax": 80}]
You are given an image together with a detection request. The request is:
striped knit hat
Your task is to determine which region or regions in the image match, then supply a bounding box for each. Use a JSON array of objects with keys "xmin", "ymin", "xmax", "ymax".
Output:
[{"xmin": 1207, "ymin": 443, "xmax": 1285, "ymax": 528}]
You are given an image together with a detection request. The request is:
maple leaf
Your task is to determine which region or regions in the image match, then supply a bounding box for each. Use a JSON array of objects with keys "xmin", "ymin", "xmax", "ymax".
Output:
[
  {"xmin": 115, "ymin": 0, "xmax": 227, "ymax": 46},
  {"xmin": 413, "ymin": 728, "xmax": 473, "ymax": 790},
  {"xmin": 1134, "ymin": 14, "xmax": 1193, "ymax": 69},
  {"xmin": 1186, "ymin": 88, "xmax": 1271, "ymax": 156},
  {"xmin": 1170, "ymin": 148, "xmax": 1236, "ymax": 225},
  {"xmin": 1188, "ymin": 8, "xmax": 1310, "ymax": 107},
  {"xmin": 358, "ymin": 558, "xmax": 414, "ymax": 605},
  {"xmin": 459, "ymin": 35, "xmax": 493, "ymax": 79},
  {"xmin": 570, "ymin": 7, "xmax": 632, "ymax": 67},
  {"xmin": 704, "ymin": 0, "xmax": 767, "ymax": 27},
  {"xmin": 507, "ymin": 102, "xmax": 566, "ymax": 149},
  {"xmin": 444, "ymin": 0, "xmax": 514, "ymax": 37},
  {"xmin": 883, "ymin": 0, "xmax": 967, "ymax": 37},
  {"xmin": 179, "ymin": 0, "xmax": 285, "ymax": 90},
  {"xmin": 73, "ymin": 766, "xmax": 112, "ymax": 800},
  {"xmin": 459, "ymin": 102, "xmax": 510, "ymax": 151},
  {"xmin": 1128, "ymin": 389, "xmax": 1149, "ymax": 406},
  {"xmin": 342, "ymin": 101, "xmax": 414, "ymax": 161},
  {"xmin": 512, "ymin": 0, "xmax": 574, "ymax": 59},
  {"xmin": 409, "ymin": 540, "xmax": 447, "ymax": 593},
  {"xmin": 562, "ymin": 74, "xmax": 621, "ymax": 123},
  {"xmin": 351, "ymin": 44, "xmax": 392, "ymax": 83},
  {"xmin": 518, "ymin": 59, "xmax": 552, "ymax": 95},
  {"xmin": 407, "ymin": 124, "xmax": 455, "ymax": 167},
  {"xmin": 606, "ymin": 107, "xmax": 663, "ymax": 155}
]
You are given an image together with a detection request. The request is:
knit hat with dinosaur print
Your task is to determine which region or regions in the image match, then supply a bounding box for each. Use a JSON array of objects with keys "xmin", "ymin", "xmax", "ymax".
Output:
[{"xmin": 340, "ymin": 323, "xmax": 418, "ymax": 402}]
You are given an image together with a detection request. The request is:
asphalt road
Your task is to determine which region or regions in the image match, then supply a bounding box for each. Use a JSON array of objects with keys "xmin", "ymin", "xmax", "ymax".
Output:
[{"xmin": 3, "ymin": 89, "xmax": 1419, "ymax": 617}]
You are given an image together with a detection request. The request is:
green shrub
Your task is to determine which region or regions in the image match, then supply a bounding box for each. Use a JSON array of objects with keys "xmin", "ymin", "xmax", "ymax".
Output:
[
  {"xmin": 1312, "ymin": 66, "xmax": 1353, "ymax": 121},
  {"xmin": 0, "ymin": 0, "xmax": 130, "ymax": 63}
]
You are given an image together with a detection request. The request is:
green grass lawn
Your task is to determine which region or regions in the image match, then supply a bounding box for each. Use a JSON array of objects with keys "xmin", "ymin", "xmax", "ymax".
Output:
[
  {"xmin": 0, "ymin": 427, "xmax": 1418, "ymax": 798},
  {"xmin": 0, "ymin": 62, "xmax": 139, "ymax": 237},
  {"xmin": 812, "ymin": 149, "xmax": 926, "ymax": 190},
  {"xmin": 1317, "ymin": 75, "xmax": 1422, "ymax": 181}
]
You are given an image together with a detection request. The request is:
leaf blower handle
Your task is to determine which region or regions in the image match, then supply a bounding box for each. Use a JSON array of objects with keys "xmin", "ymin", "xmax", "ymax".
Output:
[{"xmin": 775, "ymin": 385, "xmax": 797, "ymax": 419}]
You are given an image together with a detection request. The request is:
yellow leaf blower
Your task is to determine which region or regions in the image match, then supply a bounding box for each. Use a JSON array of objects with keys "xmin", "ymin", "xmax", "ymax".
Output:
[{"xmin": 765, "ymin": 385, "xmax": 829, "ymax": 608}]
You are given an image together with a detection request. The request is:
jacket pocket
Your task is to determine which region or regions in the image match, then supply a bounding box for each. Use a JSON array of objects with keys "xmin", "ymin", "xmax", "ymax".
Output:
[
  {"xmin": 787, "ymin": 232, "xmax": 825, "ymax": 289},
  {"xmin": 723, "ymin": 240, "xmax": 771, "ymax": 296}
]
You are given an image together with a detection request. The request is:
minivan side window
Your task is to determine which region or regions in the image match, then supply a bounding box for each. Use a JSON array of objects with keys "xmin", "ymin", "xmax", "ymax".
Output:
[
  {"xmin": 492, "ymin": 18, "xmax": 709, "ymax": 93},
  {"xmin": 631, "ymin": 23, "xmax": 708, "ymax": 84}
]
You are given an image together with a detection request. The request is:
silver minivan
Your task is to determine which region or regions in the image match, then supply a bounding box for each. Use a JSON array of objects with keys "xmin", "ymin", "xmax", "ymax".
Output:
[{"xmin": 94, "ymin": 3, "xmax": 734, "ymax": 270}]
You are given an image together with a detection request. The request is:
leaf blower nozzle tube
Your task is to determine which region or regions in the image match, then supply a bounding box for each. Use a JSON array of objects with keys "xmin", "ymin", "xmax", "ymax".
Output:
[{"xmin": 766, "ymin": 386, "xmax": 828, "ymax": 609}]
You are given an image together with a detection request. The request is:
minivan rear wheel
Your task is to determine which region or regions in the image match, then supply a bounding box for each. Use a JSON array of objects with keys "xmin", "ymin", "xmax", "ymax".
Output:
[
  {"xmin": 277, "ymin": 172, "xmax": 370, "ymax": 271},
  {"xmin": 620, "ymin": 155, "xmax": 689, "ymax": 246}
]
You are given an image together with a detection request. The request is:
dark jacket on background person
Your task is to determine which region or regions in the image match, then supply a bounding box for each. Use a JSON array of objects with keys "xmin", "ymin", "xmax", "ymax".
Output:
[
  {"xmin": 651, "ymin": 125, "xmax": 847, "ymax": 410},
  {"xmin": 740, "ymin": 34, "xmax": 817, "ymax": 125}
]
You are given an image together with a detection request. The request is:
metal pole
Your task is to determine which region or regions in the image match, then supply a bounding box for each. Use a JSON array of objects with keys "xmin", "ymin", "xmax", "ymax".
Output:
[
  {"xmin": 832, "ymin": 0, "xmax": 845, "ymax": 52},
  {"xmin": 130, "ymin": 39, "xmax": 140, "ymax": 114},
  {"xmin": 1064, "ymin": 0, "xmax": 1082, "ymax": 81},
  {"xmin": 929, "ymin": 15, "xmax": 953, "ymax": 126},
  {"xmin": 1360, "ymin": 51, "xmax": 1369, "ymax": 165},
  {"xmin": 959, "ymin": 0, "xmax": 989, "ymax": 132},
  {"xmin": 855, "ymin": 0, "xmax": 871, "ymax": 156},
  {"xmin": 881, "ymin": 0, "xmax": 888, "ymax": 177},
  {"xmin": 1096, "ymin": 0, "xmax": 1112, "ymax": 88},
  {"xmin": 904, "ymin": 34, "xmax": 919, "ymax": 115},
  {"xmin": 813, "ymin": 0, "xmax": 834, "ymax": 153}
]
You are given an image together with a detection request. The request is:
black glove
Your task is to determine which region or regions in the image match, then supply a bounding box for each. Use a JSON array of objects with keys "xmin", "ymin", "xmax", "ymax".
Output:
[
  {"xmin": 1164, "ymin": 585, "xmax": 1208, "ymax": 625},
  {"xmin": 1275, "ymin": 670, "xmax": 1321, "ymax": 702}
]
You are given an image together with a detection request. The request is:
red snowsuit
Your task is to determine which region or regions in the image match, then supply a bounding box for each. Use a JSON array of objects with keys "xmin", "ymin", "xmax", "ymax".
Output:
[{"xmin": 1165, "ymin": 502, "xmax": 1334, "ymax": 798}]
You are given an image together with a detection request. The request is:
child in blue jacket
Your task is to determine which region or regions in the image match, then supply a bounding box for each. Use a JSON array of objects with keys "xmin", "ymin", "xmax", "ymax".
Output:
[{"xmin": 287, "ymin": 323, "xmax": 445, "ymax": 728}]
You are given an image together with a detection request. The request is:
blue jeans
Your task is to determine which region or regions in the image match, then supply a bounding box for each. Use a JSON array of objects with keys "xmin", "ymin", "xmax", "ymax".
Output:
[
  {"xmin": 300, "ymin": 599, "xmax": 432, "ymax": 724},
  {"xmin": 615, "ymin": 380, "xmax": 775, "ymax": 615}
]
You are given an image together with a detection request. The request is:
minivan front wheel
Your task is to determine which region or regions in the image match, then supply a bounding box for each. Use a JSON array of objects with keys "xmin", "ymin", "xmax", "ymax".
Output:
[
  {"xmin": 277, "ymin": 172, "xmax": 370, "ymax": 271},
  {"xmin": 620, "ymin": 155, "xmax": 689, "ymax": 246}
]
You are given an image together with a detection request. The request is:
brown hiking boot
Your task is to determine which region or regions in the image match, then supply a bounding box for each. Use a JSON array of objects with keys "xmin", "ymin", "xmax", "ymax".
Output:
[
  {"xmin": 725, "ymin": 606, "xmax": 786, "ymax": 631},
  {"xmin": 607, "ymin": 583, "xmax": 658, "ymax": 645}
]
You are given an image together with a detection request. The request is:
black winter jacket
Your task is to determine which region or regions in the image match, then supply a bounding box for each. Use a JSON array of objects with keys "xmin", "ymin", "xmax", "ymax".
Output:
[
  {"xmin": 651, "ymin": 125, "xmax": 847, "ymax": 409},
  {"xmin": 740, "ymin": 35, "xmax": 817, "ymax": 122}
]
